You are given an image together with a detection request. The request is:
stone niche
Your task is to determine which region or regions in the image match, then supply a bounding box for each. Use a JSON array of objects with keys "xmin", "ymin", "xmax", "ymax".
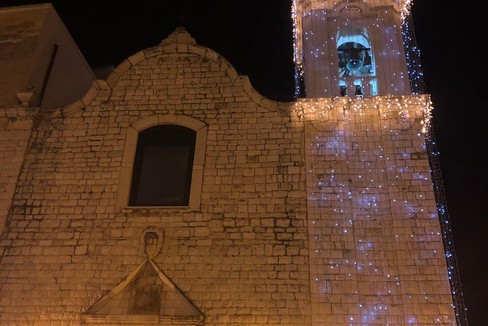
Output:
[{"xmin": 82, "ymin": 259, "xmax": 203, "ymax": 326}]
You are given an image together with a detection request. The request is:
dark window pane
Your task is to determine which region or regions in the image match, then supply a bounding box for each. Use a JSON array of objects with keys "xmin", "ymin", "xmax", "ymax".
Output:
[
  {"xmin": 354, "ymin": 84, "xmax": 363, "ymax": 96},
  {"xmin": 129, "ymin": 125, "xmax": 196, "ymax": 206}
]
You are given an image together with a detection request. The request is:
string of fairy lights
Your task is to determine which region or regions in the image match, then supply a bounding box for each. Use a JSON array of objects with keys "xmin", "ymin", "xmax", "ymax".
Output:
[
  {"xmin": 291, "ymin": 1, "xmax": 467, "ymax": 325},
  {"xmin": 402, "ymin": 7, "xmax": 468, "ymax": 326},
  {"xmin": 297, "ymin": 96, "xmax": 439, "ymax": 325},
  {"xmin": 292, "ymin": 0, "xmax": 414, "ymax": 98}
]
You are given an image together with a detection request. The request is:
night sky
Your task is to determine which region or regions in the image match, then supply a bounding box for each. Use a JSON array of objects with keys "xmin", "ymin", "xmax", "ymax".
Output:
[{"xmin": 1, "ymin": 1, "xmax": 486, "ymax": 324}]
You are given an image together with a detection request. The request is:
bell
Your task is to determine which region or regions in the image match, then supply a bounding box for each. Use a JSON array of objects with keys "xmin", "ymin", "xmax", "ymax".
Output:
[{"xmin": 346, "ymin": 59, "xmax": 363, "ymax": 71}]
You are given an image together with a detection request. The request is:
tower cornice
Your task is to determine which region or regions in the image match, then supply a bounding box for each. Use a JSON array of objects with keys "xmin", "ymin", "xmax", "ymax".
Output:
[{"xmin": 294, "ymin": 0, "xmax": 411, "ymax": 16}]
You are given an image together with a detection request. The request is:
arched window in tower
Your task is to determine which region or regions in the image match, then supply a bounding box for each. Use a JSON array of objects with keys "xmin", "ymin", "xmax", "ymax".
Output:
[
  {"xmin": 129, "ymin": 125, "xmax": 196, "ymax": 206},
  {"xmin": 336, "ymin": 27, "xmax": 377, "ymax": 96},
  {"xmin": 337, "ymin": 28, "xmax": 374, "ymax": 78}
]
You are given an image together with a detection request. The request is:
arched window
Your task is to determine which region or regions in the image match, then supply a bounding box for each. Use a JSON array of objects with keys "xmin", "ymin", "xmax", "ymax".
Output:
[
  {"xmin": 337, "ymin": 30, "xmax": 375, "ymax": 78},
  {"xmin": 336, "ymin": 27, "xmax": 377, "ymax": 96},
  {"xmin": 337, "ymin": 40, "xmax": 373, "ymax": 78},
  {"xmin": 116, "ymin": 115, "xmax": 207, "ymax": 210},
  {"xmin": 129, "ymin": 125, "xmax": 196, "ymax": 206}
]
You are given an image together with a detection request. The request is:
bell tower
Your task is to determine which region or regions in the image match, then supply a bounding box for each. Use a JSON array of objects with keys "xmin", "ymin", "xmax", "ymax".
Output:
[
  {"xmin": 293, "ymin": 0, "xmax": 411, "ymax": 98},
  {"xmin": 293, "ymin": 0, "xmax": 467, "ymax": 325}
]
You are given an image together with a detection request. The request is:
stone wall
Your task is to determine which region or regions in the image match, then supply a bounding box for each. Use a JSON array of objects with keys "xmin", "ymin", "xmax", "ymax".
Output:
[
  {"xmin": 0, "ymin": 28, "xmax": 456, "ymax": 325},
  {"xmin": 0, "ymin": 108, "xmax": 35, "ymax": 233},
  {"xmin": 301, "ymin": 97, "xmax": 455, "ymax": 325},
  {"xmin": 0, "ymin": 30, "xmax": 310, "ymax": 325}
]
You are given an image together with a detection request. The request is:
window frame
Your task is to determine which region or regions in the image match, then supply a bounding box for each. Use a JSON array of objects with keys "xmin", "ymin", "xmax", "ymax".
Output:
[{"xmin": 116, "ymin": 115, "xmax": 207, "ymax": 210}]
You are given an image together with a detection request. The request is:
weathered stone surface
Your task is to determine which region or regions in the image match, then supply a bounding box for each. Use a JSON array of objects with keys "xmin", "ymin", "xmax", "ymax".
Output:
[{"xmin": 0, "ymin": 8, "xmax": 456, "ymax": 326}]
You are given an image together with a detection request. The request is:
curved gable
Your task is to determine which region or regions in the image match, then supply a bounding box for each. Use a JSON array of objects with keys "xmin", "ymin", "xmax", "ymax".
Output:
[
  {"xmin": 106, "ymin": 27, "xmax": 238, "ymax": 89},
  {"xmin": 60, "ymin": 27, "xmax": 279, "ymax": 116}
]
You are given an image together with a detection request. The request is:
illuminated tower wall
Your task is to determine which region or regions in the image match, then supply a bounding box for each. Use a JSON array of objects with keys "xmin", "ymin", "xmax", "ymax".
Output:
[{"xmin": 294, "ymin": 0, "xmax": 459, "ymax": 324}]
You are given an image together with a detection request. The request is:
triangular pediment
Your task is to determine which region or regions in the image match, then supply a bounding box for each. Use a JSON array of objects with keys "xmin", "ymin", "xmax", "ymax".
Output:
[{"xmin": 82, "ymin": 259, "xmax": 203, "ymax": 325}]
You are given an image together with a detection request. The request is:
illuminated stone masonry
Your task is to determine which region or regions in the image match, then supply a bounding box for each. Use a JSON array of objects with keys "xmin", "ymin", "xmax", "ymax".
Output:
[
  {"xmin": 0, "ymin": 3, "xmax": 462, "ymax": 325},
  {"xmin": 298, "ymin": 96, "xmax": 455, "ymax": 324},
  {"xmin": 0, "ymin": 108, "xmax": 36, "ymax": 234}
]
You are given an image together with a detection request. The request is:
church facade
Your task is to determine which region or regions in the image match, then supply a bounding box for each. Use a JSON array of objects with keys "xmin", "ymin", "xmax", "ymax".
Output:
[{"xmin": 0, "ymin": 1, "xmax": 463, "ymax": 325}]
